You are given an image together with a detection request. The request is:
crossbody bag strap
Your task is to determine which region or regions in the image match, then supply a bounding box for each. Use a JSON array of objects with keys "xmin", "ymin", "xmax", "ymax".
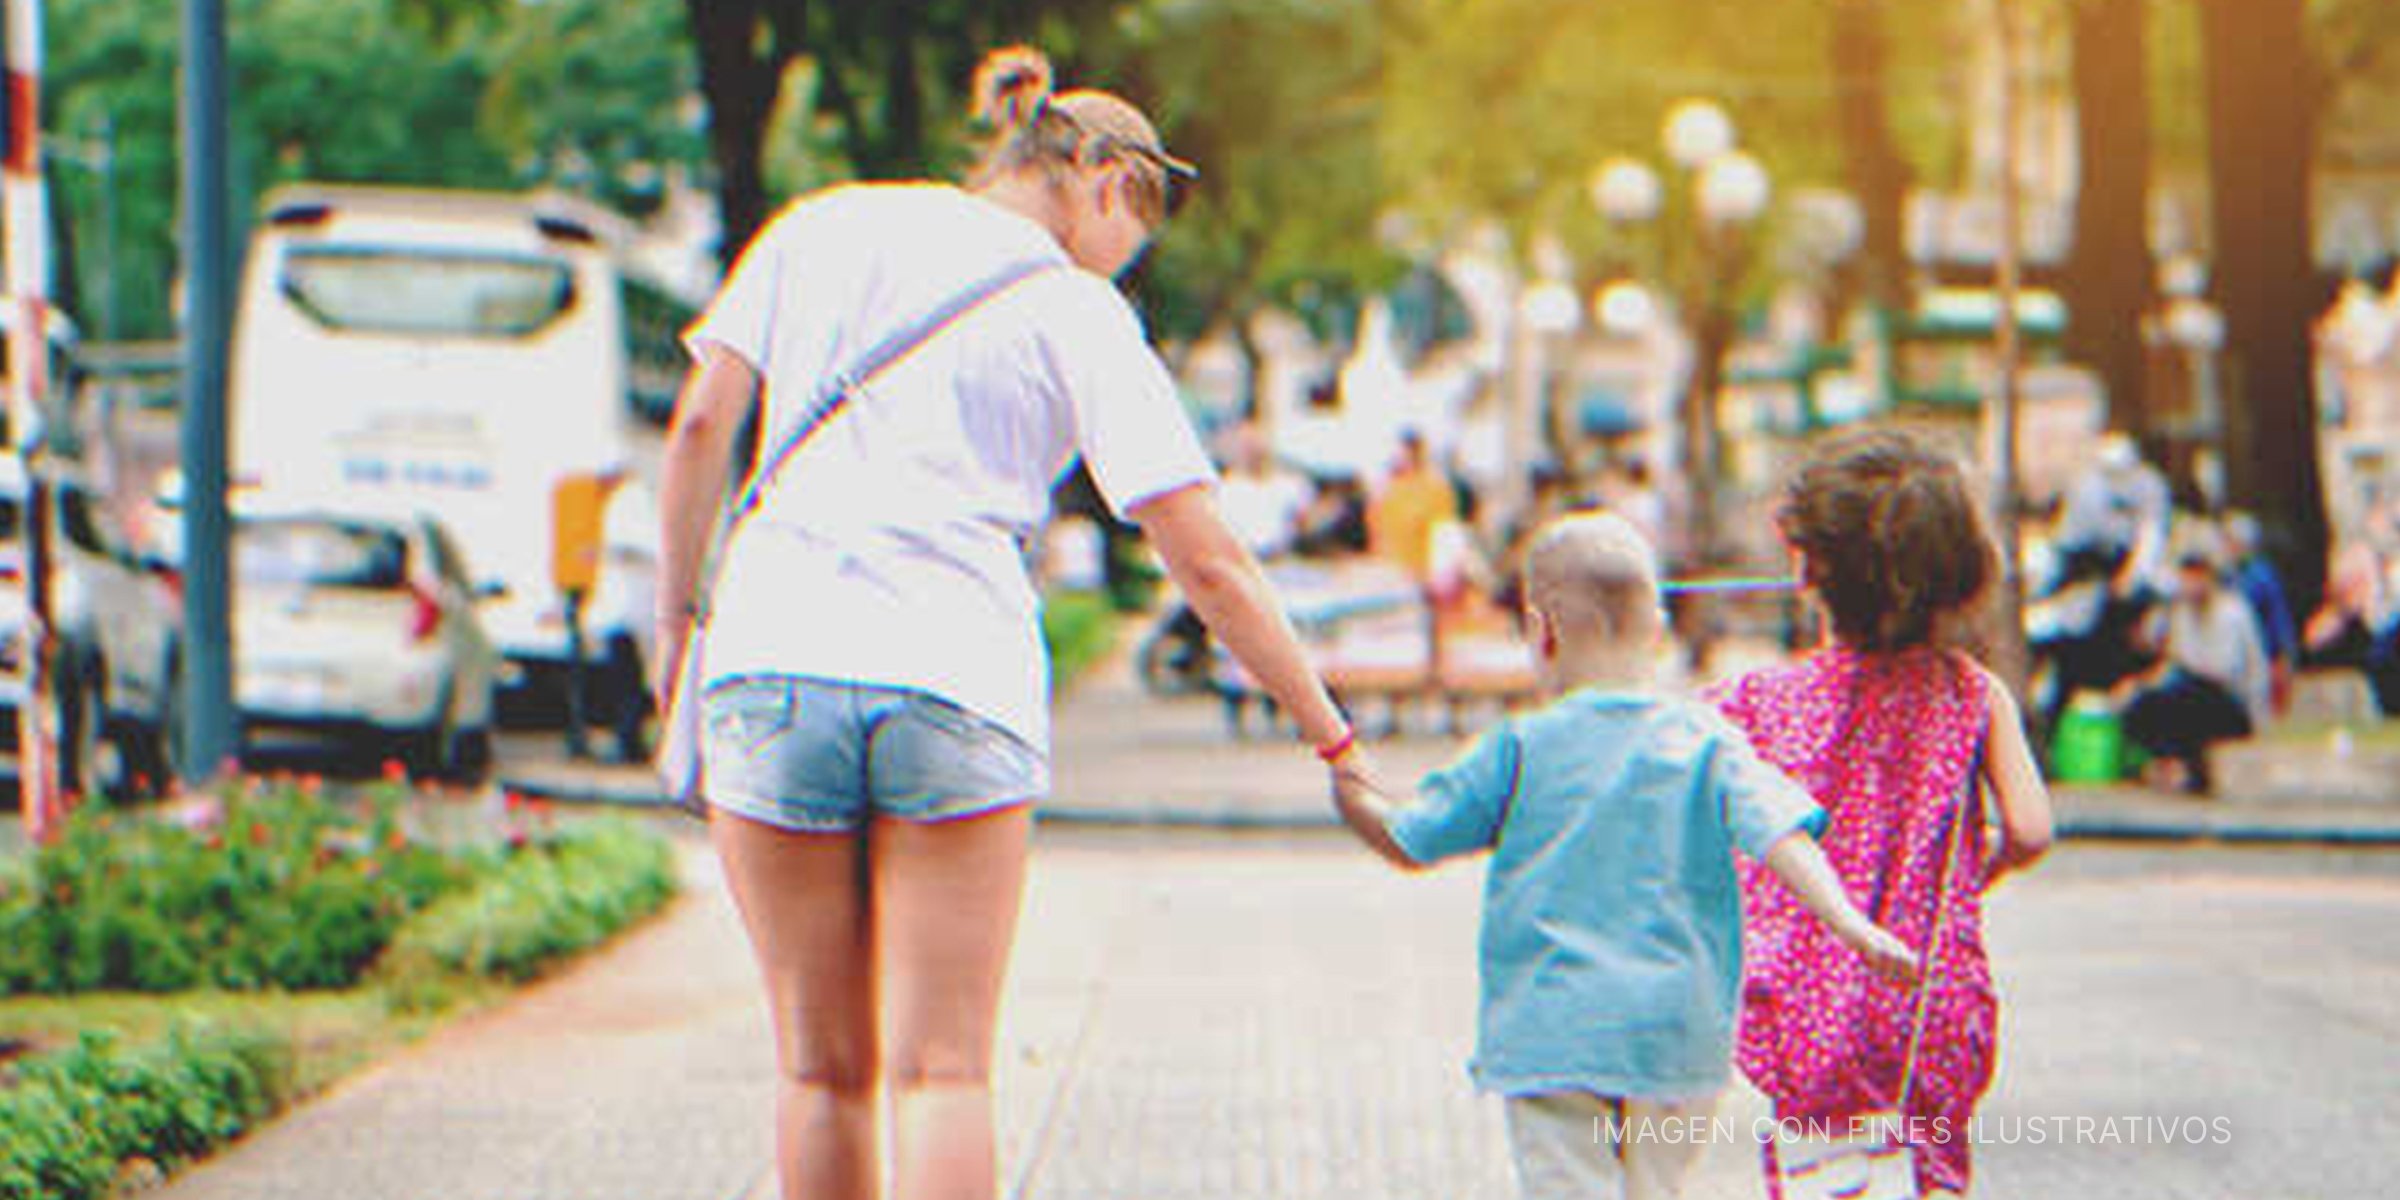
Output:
[
  {"xmin": 1891, "ymin": 698, "xmax": 1991, "ymax": 1120},
  {"xmin": 728, "ymin": 255, "xmax": 1062, "ymax": 527}
]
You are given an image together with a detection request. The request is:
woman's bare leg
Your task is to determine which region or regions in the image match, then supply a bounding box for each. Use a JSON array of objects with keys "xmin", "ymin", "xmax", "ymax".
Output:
[
  {"xmin": 873, "ymin": 805, "xmax": 1034, "ymax": 1200},
  {"xmin": 712, "ymin": 809, "xmax": 880, "ymax": 1200}
]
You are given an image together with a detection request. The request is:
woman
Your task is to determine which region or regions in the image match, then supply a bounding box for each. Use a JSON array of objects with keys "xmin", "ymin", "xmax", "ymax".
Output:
[{"xmin": 655, "ymin": 46, "xmax": 1368, "ymax": 1200}]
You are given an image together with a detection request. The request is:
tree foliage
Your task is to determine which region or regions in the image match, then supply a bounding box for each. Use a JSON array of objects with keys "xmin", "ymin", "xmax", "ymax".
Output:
[
  {"xmin": 45, "ymin": 0, "xmax": 699, "ymax": 340},
  {"xmin": 1101, "ymin": 0, "xmax": 1405, "ymax": 349}
]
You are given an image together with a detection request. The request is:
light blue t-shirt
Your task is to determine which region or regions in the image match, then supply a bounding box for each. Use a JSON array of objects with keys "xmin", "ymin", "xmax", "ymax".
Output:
[{"xmin": 1389, "ymin": 689, "xmax": 1827, "ymax": 1100}]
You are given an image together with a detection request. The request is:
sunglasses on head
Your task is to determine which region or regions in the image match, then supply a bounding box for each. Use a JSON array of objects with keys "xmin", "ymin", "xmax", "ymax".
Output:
[{"xmin": 1091, "ymin": 134, "xmax": 1198, "ymax": 225}]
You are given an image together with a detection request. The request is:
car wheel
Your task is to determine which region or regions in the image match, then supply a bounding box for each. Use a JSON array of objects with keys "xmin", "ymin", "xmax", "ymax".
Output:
[
  {"xmin": 396, "ymin": 681, "xmax": 457, "ymax": 783},
  {"xmin": 446, "ymin": 724, "xmax": 494, "ymax": 785},
  {"xmin": 124, "ymin": 650, "xmax": 187, "ymax": 797},
  {"xmin": 55, "ymin": 652, "xmax": 108, "ymax": 803}
]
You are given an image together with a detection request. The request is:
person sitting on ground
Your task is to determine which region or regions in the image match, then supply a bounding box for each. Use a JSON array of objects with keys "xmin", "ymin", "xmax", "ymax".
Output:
[
  {"xmin": 1328, "ymin": 512, "xmax": 1917, "ymax": 1200},
  {"xmin": 2302, "ymin": 539, "xmax": 2400, "ymax": 717},
  {"xmin": 2120, "ymin": 538, "xmax": 2272, "ymax": 793}
]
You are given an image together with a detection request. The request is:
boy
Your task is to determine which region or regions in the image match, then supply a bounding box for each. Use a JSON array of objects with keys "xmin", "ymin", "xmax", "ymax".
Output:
[{"xmin": 1331, "ymin": 513, "xmax": 1916, "ymax": 1200}]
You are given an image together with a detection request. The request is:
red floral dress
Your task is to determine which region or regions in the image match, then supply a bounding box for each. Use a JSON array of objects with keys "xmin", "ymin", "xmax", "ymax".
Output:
[{"xmin": 1713, "ymin": 645, "xmax": 1997, "ymax": 1197}]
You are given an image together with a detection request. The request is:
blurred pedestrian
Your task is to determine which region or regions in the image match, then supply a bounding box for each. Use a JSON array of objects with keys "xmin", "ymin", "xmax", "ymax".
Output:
[
  {"xmin": 2223, "ymin": 512, "xmax": 2298, "ymax": 716},
  {"xmin": 1367, "ymin": 427, "xmax": 1458, "ymax": 584},
  {"xmin": 1213, "ymin": 418, "xmax": 1309, "ymax": 559},
  {"xmin": 1330, "ymin": 513, "xmax": 1917, "ymax": 1200},
  {"xmin": 654, "ymin": 44, "xmax": 1370, "ymax": 1200},
  {"xmin": 2051, "ymin": 432, "xmax": 2171, "ymax": 593},
  {"xmin": 591, "ymin": 468, "xmax": 659, "ymax": 762},
  {"xmin": 1290, "ymin": 471, "xmax": 1370, "ymax": 558},
  {"xmin": 1712, "ymin": 429, "xmax": 2054, "ymax": 1199}
]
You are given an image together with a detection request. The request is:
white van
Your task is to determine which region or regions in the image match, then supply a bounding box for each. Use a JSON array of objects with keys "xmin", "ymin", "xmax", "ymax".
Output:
[{"xmin": 230, "ymin": 185, "xmax": 693, "ymax": 717}]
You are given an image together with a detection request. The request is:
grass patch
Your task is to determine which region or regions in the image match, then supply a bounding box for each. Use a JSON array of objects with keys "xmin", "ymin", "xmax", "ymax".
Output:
[{"xmin": 1042, "ymin": 589, "xmax": 1121, "ymax": 695}]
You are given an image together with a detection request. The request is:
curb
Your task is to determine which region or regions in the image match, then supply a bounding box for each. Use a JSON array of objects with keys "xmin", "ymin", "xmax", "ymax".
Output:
[{"xmin": 501, "ymin": 774, "xmax": 2400, "ymax": 847}]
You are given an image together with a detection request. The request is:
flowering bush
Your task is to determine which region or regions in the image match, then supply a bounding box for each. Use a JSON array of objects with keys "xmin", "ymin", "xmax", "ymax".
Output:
[{"xmin": 0, "ymin": 787, "xmax": 483, "ymax": 995}]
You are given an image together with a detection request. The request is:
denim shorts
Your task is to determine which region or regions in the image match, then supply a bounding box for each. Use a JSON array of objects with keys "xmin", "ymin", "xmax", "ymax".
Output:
[{"xmin": 700, "ymin": 675, "xmax": 1049, "ymax": 833}]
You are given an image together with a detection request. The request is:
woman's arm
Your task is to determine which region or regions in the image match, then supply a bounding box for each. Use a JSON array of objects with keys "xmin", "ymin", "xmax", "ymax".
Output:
[
  {"xmin": 650, "ymin": 343, "xmax": 760, "ymax": 702},
  {"xmin": 1979, "ymin": 668, "xmax": 2056, "ymax": 887},
  {"xmin": 1133, "ymin": 483, "xmax": 1353, "ymax": 752}
]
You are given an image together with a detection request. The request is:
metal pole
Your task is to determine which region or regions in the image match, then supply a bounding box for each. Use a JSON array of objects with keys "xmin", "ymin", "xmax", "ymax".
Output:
[
  {"xmin": 1990, "ymin": 0, "xmax": 2031, "ymax": 692},
  {"xmin": 5, "ymin": 0, "xmax": 65, "ymax": 841},
  {"xmin": 179, "ymin": 0, "xmax": 236, "ymax": 782},
  {"xmin": 563, "ymin": 590, "xmax": 590, "ymax": 760},
  {"xmin": 93, "ymin": 111, "xmax": 111, "ymax": 342}
]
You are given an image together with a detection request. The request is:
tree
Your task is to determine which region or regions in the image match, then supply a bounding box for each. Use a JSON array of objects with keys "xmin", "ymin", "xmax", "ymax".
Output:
[
  {"xmin": 2195, "ymin": 0, "xmax": 2328, "ymax": 602},
  {"xmin": 481, "ymin": 0, "xmax": 704, "ymax": 217},
  {"xmin": 1828, "ymin": 0, "xmax": 1912, "ymax": 317},
  {"xmin": 1103, "ymin": 0, "xmax": 1402, "ymax": 380},
  {"xmin": 2061, "ymin": 0, "xmax": 2155, "ymax": 441},
  {"xmin": 678, "ymin": 0, "xmax": 1120, "ymax": 268}
]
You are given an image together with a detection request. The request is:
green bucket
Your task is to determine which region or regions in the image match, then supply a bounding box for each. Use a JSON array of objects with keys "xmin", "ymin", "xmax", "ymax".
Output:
[{"xmin": 2050, "ymin": 697, "xmax": 2124, "ymax": 783}]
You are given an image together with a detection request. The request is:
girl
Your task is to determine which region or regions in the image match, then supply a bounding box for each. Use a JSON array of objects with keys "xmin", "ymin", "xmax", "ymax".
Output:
[{"xmin": 1712, "ymin": 429, "xmax": 2054, "ymax": 1198}]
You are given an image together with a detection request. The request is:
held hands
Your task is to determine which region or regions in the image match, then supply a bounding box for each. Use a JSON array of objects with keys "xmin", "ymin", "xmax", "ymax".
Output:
[{"xmin": 1323, "ymin": 743, "xmax": 1421, "ymax": 870}]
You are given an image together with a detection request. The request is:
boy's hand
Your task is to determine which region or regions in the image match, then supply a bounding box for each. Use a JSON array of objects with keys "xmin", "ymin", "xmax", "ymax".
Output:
[
  {"xmin": 1326, "ymin": 749, "xmax": 1420, "ymax": 870},
  {"xmin": 1846, "ymin": 921, "xmax": 1922, "ymax": 985}
]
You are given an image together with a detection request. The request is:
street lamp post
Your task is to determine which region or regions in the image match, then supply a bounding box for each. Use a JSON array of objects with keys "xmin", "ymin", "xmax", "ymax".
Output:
[
  {"xmin": 1685, "ymin": 149, "xmax": 1770, "ymax": 569},
  {"xmin": 1589, "ymin": 101, "xmax": 1768, "ymax": 671},
  {"xmin": 1520, "ymin": 279, "xmax": 1583, "ymax": 497}
]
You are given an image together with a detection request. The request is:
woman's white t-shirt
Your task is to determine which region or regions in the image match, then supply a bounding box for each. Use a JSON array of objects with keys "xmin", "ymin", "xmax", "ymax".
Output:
[{"xmin": 682, "ymin": 183, "xmax": 1214, "ymax": 755}]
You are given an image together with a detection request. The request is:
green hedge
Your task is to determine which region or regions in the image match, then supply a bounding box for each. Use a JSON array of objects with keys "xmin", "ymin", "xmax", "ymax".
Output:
[
  {"xmin": 0, "ymin": 791, "xmax": 480, "ymax": 996},
  {"xmin": 1042, "ymin": 590, "xmax": 1120, "ymax": 695},
  {"xmin": 0, "ymin": 1024, "xmax": 295, "ymax": 1200},
  {"xmin": 381, "ymin": 820, "xmax": 676, "ymax": 987}
]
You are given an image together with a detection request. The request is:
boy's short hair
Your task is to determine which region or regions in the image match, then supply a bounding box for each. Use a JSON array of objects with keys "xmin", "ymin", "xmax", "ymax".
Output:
[{"xmin": 1524, "ymin": 512, "xmax": 1660, "ymax": 637}]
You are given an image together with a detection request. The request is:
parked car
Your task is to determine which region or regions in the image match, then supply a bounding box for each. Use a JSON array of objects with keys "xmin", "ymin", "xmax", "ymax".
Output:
[
  {"xmin": 0, "ymin": 452, "xmax": 184, "ymax": 798},
  {"xmin": 178, "ymin": 506, "xmax": 502, "ymax": 780}
]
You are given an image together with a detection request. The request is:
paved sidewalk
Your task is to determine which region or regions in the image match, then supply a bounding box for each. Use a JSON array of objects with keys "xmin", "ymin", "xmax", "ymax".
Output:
[
  {"xmin": 138, "ymin": 828, "xmax": 2400, "ymax": 1200},
  {"xmin": 147, "ymin": 837, "xmax": 776, "ymax": 1200}
]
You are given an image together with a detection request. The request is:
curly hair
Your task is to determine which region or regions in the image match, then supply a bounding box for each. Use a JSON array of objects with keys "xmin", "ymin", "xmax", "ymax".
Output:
[{"xmin": 1777, "ymin": 429, "xmax": 1998, "ymax": 652}]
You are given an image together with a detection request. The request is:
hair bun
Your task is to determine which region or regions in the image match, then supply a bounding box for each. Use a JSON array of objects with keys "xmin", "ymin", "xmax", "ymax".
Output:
[{"xmin": 973, "ymin": 45, "xmax": 1054, "ymax": 132}]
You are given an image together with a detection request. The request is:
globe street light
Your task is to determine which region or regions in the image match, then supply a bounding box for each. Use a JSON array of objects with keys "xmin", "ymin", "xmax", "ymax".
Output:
[
  {"xmin": 1590, "ymin": 157, "xmax": 1663, "ymax": 225},
  {"xmin": 1697, "ymin": 151, "xmax": 1771, "ymax": 226},
  {"xmin": 1663, "ymin": 99, "xmax": 1735, "ymax": 169}
]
